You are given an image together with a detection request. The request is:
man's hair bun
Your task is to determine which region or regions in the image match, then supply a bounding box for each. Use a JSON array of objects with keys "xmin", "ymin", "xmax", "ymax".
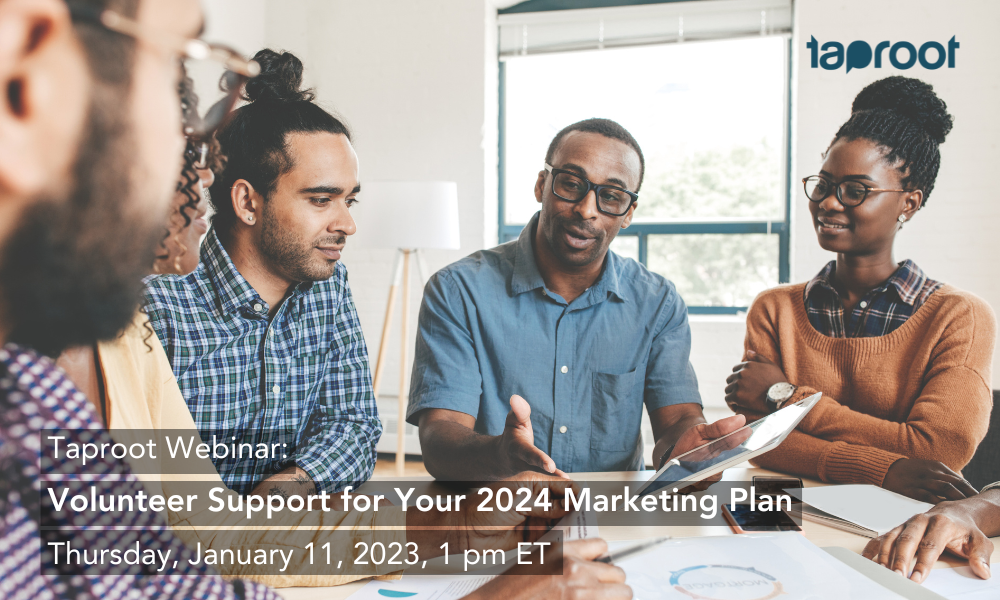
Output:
[
  {"xmin": 210, "ymin": 48, "xmax": 350, "ymax": 234},
  {"xmin": 242, "ymin": 49, "xmax": 315, "ymax": 103},
  {"xmin": 851, "ymin": 76, "xmax": 952, "ymax": 145}
]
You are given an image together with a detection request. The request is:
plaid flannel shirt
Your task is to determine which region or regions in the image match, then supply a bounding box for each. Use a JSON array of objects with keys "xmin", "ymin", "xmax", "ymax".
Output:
[
  {"xmin": 143, "ymin": 229, "xmax": 381, "ymax": 494},
  {"xmin": 804, "ymin": 259, "xmax": 942, "ymax": 338},
  {"xmin": 0, "ymin": 344, "xmax": 277, "ymax": 600}
]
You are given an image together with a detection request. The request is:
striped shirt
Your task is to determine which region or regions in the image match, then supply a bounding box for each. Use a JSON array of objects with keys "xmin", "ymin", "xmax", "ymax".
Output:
[
  {"xmin": 804, "ymin": 259, "xmax": 942, "ymax": 338},
  {"xmin": 0, "ymin": 344, "xmax": 277, "ymax": 600},
  {"xmin": 143, "ymin": 229, "xmax": 381, "ymax": 494}
]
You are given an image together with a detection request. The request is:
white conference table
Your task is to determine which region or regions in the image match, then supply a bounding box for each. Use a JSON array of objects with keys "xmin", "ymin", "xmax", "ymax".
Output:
[{"xmin": 277, "ymin": 466, "xmax": 1000, "ymax": 599}]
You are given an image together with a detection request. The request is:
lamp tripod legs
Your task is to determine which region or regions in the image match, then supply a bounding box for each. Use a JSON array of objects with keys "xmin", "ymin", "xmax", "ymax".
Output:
[
  {"xmin": 397, "ymin": 250, "xmax": 411, "ymax": 476},
  {"xmin": 370, "ymin": 249, "xmax": 414, "ymax": 477},
  {"xmin": 371, "ymin": 251, "xmax": 403, "ymax": 399}
]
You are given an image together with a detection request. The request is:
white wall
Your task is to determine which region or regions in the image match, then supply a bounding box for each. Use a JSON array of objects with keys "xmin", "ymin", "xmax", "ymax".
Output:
[
  {"xmin": 201, "ymin": 0, "xmax": 266, "ymax": 57},
  {"xmin": 793, "ymin": 0, "xmax": 1000, "ymax": 383}
]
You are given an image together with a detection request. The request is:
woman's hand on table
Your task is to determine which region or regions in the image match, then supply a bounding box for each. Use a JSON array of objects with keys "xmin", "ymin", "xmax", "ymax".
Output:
[{"xmin": 862, "ymin": 499, "xmax": 994, "ymax": 583}]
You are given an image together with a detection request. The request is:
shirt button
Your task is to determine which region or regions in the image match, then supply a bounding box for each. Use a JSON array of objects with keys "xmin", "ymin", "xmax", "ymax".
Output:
[
  {"xmin": 253, "ymin": 303, "xmax": 263, "ymax": 312},
  {"xmin": 859, "ymin": 301, "xmax": 869, "ymax": 309},
  {"xmin": 560, "ymin": 366, "xmax": 568, "ymax": 374},
  {"xmin": 272, "ymin": 385, "xmax": 280, "ymax": 394},
  {"xmin": 559, "ymin": 426, "xmax": 568, "ymax": 434}
]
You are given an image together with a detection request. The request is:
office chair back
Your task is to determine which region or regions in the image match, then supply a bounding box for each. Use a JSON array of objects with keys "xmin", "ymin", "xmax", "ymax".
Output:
[{"xmin": 962, "ymin": 390, "xmax": 1000, "ymax": 491}]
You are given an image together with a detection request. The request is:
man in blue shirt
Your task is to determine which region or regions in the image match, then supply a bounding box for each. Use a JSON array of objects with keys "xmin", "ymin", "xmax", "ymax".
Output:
[
  {"xmin": 144, "ymin": 50, "xmax": 380, "ymax": 497},
  {"xmin": 409, "ymin": 118, "xmax": 745, "ymax": 479}
]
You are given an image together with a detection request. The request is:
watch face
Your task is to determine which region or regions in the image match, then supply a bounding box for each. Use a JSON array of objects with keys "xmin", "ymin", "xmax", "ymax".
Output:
[{"xmin": 768, "ymin": 382, "xmax": 795, "ymax": 402}]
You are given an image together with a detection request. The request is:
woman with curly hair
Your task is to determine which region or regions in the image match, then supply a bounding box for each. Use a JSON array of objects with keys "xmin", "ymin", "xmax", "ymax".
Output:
[
  {"xmin": 153, "ymin": 71, "xmax": 224, "ymax": 275},
  {"xmin": 724, "ymin": 76, "xmax": 995, "ymax": 503}
]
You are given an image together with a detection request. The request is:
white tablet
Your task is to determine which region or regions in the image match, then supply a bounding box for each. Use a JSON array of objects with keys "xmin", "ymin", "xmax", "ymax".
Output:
[{"xmin": 636, "ymin": 392, "xmax": 822, "ymax": 496}]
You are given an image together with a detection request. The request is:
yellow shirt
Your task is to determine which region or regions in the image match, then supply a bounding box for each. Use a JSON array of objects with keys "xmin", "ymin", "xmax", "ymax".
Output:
[{"xmin": 98, "ymin": 314, "xmax": 404, "ymax": 587}]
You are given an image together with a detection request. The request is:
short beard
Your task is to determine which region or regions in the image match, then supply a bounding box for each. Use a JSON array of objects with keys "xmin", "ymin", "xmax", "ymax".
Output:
[
  {"xmin": 258, "ymin": 202, "xmax": 342, "ymax": 283},
  {"xmin": 0, "ymin": 89, "xmax": 162, "ymax": 357},
  {"xmin": 542, "ymin": 209, "xmax": 609, "ymax": 268}
]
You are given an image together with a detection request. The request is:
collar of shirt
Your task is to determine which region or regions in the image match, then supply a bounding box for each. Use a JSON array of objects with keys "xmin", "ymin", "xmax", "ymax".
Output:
[
  {"xmin": 804, "ymin": 258, "xmax": 928, "ymax": 307},
  {"xmin": 510, "ymin": 212, "xmax": 627, "ymax": 307},
  {"xmin": 202, "ymin": 228, "xmax": 313, "ymax": 317}
]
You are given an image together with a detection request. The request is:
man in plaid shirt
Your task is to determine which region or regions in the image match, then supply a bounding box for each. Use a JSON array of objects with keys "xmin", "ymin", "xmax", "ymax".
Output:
[
  {"xmin": 143, "ymin": 49, "xmax": 381, "ymax": 497},
  {"xmin": 0, "ymin": 0, "xmax": 275, "ymax": 597}
]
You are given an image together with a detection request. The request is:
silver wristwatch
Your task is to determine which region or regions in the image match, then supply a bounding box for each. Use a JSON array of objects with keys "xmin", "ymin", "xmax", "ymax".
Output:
[{"xmin": 765, "ymin": 382, "xmax": 797, "ymax": 411}]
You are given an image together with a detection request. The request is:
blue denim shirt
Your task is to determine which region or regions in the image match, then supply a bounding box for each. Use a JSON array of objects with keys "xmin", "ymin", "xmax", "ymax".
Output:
[{"xmin": 407, "ymin": 213, "xmax": 701, "ymax": 472}]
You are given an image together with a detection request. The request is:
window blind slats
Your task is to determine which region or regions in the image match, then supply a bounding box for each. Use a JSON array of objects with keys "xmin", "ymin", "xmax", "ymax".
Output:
[{"xmin": 499, "ymin": 0, "xmax": 792, "ymax": 57}]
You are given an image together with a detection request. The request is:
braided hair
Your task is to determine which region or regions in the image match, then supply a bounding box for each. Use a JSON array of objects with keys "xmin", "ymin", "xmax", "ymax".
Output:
[{"xmin": 830, "ymin": 76, "xmax": 953, "ymax": 206}]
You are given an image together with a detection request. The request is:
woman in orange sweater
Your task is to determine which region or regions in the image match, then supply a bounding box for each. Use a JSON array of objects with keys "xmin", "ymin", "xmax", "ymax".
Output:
[{"xmin": 724, "ymin": 76, "xmax": 995, "ymax": 503}]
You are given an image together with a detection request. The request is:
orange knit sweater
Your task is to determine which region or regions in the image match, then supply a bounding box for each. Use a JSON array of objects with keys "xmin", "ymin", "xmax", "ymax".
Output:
[{"xmin": 740, "ymin": 283, "xmax": 996, "ymax": 486}]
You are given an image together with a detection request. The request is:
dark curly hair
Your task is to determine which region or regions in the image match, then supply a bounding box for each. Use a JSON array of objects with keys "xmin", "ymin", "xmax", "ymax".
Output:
[
  {"xmin": 209, "ymin": 49, "xmax": 351, "ymax": 235},
  {"xmin": 176, "ymin": 68, "xmax": 224, "ymax": 230},
  {"xmin": 829, "ymin": 76, "xmax": 953, "ymax": 206}
]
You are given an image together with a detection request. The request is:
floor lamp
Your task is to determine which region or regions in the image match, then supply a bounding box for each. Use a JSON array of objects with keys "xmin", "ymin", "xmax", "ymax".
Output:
[{"xmin": 356, "ymin": 181, "xmax": 460, "ymax": 475}]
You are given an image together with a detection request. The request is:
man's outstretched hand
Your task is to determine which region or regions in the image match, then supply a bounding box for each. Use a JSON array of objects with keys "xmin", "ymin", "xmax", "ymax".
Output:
[{"xmin": 498, "ymin": 395, "xmax": 567, "ymax": 479}]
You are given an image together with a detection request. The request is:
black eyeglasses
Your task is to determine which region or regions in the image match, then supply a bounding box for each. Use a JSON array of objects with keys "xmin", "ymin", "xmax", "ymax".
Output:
[
  {"xmin": 67, "ymin": 2, "xmax": 259, "ymax": 139},
  {"xmin": 803, "ymin": 175, "xmax": 908, "ymax": 207},
  {"xmin": 544, "ymin": 164, "xmax": 638, "ymax": 217}
]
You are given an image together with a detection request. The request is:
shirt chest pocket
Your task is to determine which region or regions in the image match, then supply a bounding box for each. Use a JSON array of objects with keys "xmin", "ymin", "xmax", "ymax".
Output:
[
  {"xmin": 590, "ymin": 368, "xmax": 642, "ymax": 452},
  {"xmin": 284, "ymin": 351, "xmax": 330, "ymax": 403}
]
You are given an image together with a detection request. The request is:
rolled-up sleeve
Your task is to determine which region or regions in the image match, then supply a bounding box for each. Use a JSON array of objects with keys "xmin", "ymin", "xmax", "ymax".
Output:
[
  {"xmin": 407, "ymin": 271, "xmax": 483, "ymax": 424},
  {"xmin": 643, "ymin": 284, "xmax": 702, "ymax": 411}
]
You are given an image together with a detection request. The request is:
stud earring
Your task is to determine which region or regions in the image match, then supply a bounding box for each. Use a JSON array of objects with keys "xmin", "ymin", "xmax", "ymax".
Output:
[
  {"xmin": 897, "ymin": 214, "xmax": 906, "ymax": 223},
  {"xmin": 248, "ymin": 216, "xmax": 254, "ymax": 223}
]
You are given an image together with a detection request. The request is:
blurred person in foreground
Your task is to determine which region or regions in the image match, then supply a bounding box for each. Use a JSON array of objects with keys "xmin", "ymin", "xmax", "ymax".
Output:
[
  {"xmin": 0, "ymin": 0, "xmax": 279, "ymax": 596},
  {"xmin": 0, "ymin": 1, "xmax": 629, "ymax": 598}
]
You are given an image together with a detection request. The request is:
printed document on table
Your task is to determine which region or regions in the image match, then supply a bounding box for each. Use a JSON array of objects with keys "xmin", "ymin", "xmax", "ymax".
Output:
[
  {"xmin": 346, "ymin": 575, "xmax": 496, "ymax": 600},
  {"xmin": 611, "ymin": 532, "xmax": 906, "ymax": 599},
  {"xmin": 923, "ymin": 564, "xmax": 1000, "ymax": 599},
  {"xmin": 795, "ymin": 484, "xmax": 932, "ymax": 536}
]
